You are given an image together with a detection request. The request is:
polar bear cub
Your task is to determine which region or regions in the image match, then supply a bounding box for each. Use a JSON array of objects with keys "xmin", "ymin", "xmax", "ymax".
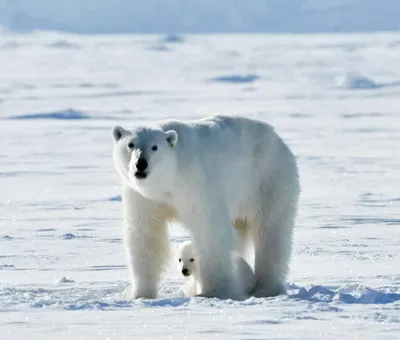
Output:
[{"xmin": 176, "ymin": 240, "xmax": 255, "ymax": 299}]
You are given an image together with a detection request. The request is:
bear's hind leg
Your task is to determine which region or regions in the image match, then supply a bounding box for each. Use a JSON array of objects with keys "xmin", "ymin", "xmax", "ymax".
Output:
[{"xmin": 251, "ymin": 202, "xmax": 296, "ymax": 298}]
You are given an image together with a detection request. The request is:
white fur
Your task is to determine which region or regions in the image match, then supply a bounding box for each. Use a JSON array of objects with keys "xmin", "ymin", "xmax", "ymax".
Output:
[
  {"xmin": 176, "ymin": 240, "xmax": 255, "ymax": 299},
  {"xmin": 176, "ymin": 241, "xmax": 202, "ymax": 297},
  {"xmin": 111, "ymin": 114, "xmax": 300, "ymax": 300}
]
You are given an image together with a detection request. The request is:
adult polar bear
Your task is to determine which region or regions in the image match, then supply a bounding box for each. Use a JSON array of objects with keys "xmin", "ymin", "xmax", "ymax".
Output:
[{"xmin": 111, "ymin": 114, "xmax": 300, "ymax": 300}]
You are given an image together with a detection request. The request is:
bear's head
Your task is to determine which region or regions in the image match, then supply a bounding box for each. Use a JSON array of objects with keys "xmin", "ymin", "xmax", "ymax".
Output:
[
  {"xmin": 177, "ymin": 240, "xmax": 196, "ymax": 278},
  {"xmin": 111, "ymin": 125, "xmax": 178, "ymax": 199}
]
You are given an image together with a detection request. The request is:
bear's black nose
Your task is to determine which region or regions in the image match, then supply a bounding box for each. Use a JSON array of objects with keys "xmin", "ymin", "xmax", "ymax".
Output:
[
  {"xmin": 182, "ymin": 268, "xmax": 188, "ymax": 275},
  {"xmin": 136, "ymin": 158, "xmax": 148, "ymax": 172}
]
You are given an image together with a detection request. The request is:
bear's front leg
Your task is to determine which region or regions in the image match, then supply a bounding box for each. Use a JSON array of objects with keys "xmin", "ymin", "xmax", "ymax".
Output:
[
  {"xmin": 122, "ymin": 186, "xmax": 170, "ymax": 299},
  {"xmin": 181, "ymin": 203, "xmax": 238, "ymax": 300}
]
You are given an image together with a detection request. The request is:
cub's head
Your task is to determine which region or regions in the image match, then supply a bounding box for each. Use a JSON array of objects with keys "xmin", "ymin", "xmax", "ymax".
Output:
[
  {"xmin": 111, "ymin": 125, "xmax": 178, "ymax": 197},
  {"xmin": 176, "ymin": 240, "xmax": 196, "ymax": 278}
]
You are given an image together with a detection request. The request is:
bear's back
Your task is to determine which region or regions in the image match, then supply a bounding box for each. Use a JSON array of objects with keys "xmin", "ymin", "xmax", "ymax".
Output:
[{"xmin": 158, "ymin": 114, "xmax": 275, "ymax": 151}]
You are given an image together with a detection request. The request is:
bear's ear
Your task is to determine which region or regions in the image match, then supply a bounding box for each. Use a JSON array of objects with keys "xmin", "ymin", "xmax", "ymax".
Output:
[
  {"xmin": 112, "ymin": 126, "xmax": 127, "ymax": 143},
  {"xmin": 165, "ymin": 130, "xmax": 178, "ymax": 147}
]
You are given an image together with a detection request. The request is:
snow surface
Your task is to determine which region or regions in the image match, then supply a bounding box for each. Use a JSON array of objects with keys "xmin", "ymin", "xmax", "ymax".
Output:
[
  {"xmin": 1, "ymin": 0, "xmax": 400, "ymax": 34},
  {"xmin": 1, "ymin": 30, "xmax": 400, "ymax": 339}
]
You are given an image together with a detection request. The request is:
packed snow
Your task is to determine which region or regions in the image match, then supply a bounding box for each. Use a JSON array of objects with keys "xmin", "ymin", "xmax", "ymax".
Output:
[{"xmin": 0, "ymin": 30, "xmax": 399, "ymax": 339}]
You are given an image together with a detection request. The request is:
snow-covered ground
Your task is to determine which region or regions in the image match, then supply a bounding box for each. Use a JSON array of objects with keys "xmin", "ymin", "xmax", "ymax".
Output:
[{"xmin": 0, "ymin": 31, "xmax": 399, "ymax": 339}]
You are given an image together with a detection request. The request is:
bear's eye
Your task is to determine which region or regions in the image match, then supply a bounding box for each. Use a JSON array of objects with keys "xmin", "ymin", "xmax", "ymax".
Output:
[
  {"xmin": 151, "ymin": 145, "xmax": 158, "ymax": 151},
  {"xmin": 178, "ymin": 258, "xmax": 181, "ymax": 262},
  {"xmin": 189, "ymin": 258, "xmax": 194, "ymax": 262},
  {"xmin": 128, "ymin": 142, "xmax": 135, "ymax": 149}
]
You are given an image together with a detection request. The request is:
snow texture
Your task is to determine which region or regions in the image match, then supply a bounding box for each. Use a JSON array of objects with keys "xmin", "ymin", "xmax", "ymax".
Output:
[{"xmin": 1, "ymin": 31, "xmax": 400, "ymax": 339}]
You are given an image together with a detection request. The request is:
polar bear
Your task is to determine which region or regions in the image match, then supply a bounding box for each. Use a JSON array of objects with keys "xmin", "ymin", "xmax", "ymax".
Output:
[
  {"xmin": 111, "ymin": 114, "xmax": 300, "ymax": 300},
  {"xmin": 175, "ymin": 240, "xmax": 202, "ymax": 297},
  {"xmin": 176, "ymin": 240, "xmax": 255, "ymax": 299}
]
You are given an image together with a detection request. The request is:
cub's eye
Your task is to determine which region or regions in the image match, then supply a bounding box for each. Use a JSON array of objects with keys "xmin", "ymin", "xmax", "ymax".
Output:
[
  {"xmin": 189, "ymin": 258, "xmax": 194, "ymax": 262},
  {"xmin": 151, "ymin": 145, "xmax": 158, "ymax": 151},
  {"xmin": 178, "ymin": 258, "xmax": 181, "ymax": 262},
  {"xmin": 128, "ymin": 142, "xmax": 135, "ymax": 149}
]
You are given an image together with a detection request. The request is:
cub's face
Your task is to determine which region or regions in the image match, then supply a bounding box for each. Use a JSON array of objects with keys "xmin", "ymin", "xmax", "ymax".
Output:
[
  {"xmin": 111, "ymin": 125, "xmax": 178, "ymax": 198},
  {"xmin": 177, "ymin": 241, "xmax": 196, "ymax": 278}
]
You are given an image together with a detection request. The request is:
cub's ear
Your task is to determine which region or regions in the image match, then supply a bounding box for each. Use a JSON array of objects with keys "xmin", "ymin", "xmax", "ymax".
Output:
[
  {"xmin": 165, "ymin": 130, "xmax": 178, "ymax": 147},
  {"xmin": 112, "ymin": 126, "xmax": 128, "ymax": 143}
]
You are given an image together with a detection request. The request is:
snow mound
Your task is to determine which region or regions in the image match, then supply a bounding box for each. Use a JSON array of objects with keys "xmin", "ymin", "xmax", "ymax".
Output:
[
  {"xmin": 336, "ymin": 73, "xmax": 382, "ymax": 90},
  {"xmin": 290, "ymin": 284, "xmax": 400, "ymax": 304},
  {"xmin": 336, "ymin": 73, "xmax": 400, "ymax": 90},
  {"xmin": 54, "ymin": 277, "xmax": 75, "ymax": 284}
]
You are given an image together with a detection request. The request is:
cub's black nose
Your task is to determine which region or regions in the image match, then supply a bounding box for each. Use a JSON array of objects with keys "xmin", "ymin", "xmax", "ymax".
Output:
[
  {"xmin": 182, "ymin": 268, "xmax": 188, "ymax": 275},
  {"xmin": 136, "ymin": 158, "xmax": 148, "ymax": 172}
]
